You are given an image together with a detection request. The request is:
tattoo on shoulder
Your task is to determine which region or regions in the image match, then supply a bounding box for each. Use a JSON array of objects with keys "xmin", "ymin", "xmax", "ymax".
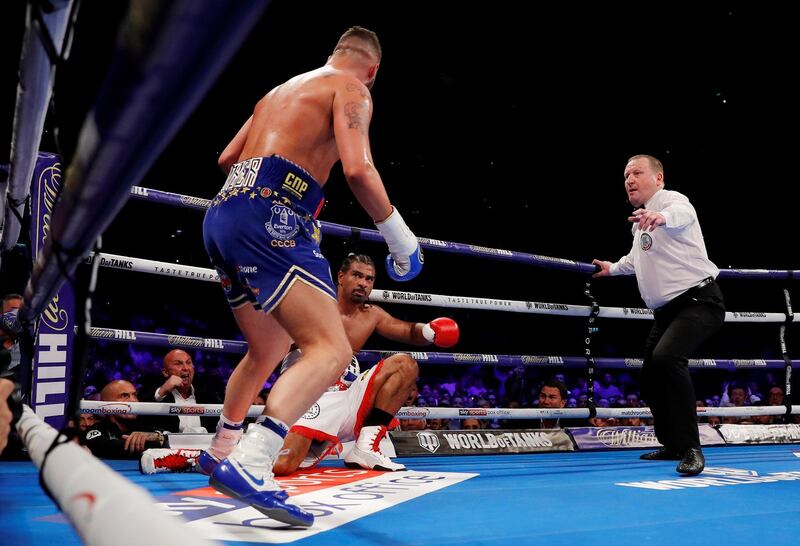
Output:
[
  {"xmin": 344, "ymin": 101, "xmax": 367, "ymax": 135},
  {"xmin": 346, "ymin": 82, "xmax": 369, "ymax": 99}
]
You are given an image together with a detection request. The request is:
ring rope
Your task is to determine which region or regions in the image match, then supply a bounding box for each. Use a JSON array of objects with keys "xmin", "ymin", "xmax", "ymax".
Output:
[
  {"xmin": 88, "ymin": 326, "xmax": 799, "ymax": 370},
  {"xmin": 89, "ymin": 252, "xmax": 800, "ymax": 323},
  {"xmin": 77, "ymin": 400, "xmax": 800, "ymax": 420},
  {"xmin": 781, "ymin": 287, "xmax": 795, "ymax": 415},
  {"xmin": 583, "ymin": 280, "xmax": 600, "ymax": 417},
  {"xmin": 128, "ymin": 185, "xmax": 800, "ymax": 280}
]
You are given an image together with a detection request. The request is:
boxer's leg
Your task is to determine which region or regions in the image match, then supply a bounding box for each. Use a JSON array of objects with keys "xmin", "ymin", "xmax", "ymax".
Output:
[
  {"xmin": 346, "ymin": 354, "xmax": 418, "ymax": 471},
  {"xmin": 209, "ymin": 280, "xmax": 348, "ymax": 527}
]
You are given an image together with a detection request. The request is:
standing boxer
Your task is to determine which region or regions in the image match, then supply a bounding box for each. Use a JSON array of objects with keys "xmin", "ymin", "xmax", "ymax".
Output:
[{"xmin": 201, "ymin": 27, "xmax": 423, "ymax": 526}]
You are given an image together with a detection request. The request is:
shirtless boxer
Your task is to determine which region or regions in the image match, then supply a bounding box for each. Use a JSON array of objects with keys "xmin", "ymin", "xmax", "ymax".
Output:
[
  {"xmin": 200, "ymin": 27, "xmax": 423, "ymax": 526},
  {"xmin": 272, "ymin": 254, "xmax": 459, "ymax": 475}
]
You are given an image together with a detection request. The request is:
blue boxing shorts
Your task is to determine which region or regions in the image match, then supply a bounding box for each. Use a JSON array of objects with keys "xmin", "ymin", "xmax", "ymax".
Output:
[{"xmin": 202, "ymin": 155, "xmax": 336, "ymax": 314}]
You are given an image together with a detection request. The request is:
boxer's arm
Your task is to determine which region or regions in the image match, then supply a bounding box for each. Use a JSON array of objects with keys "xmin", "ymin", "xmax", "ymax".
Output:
[
  {"xmin": 332, "ymin": 78, "xmax": 392, "ymax": 222},
  {"xmin": 373, "ymin": 307, "xmax": 429, "ymax": 346},
  {"xmin": 218, "ymin": 116, "xmax": 253, "ymax": 175},
  {"xmin": 273, "ymin": 432, "xmax": 313, "ymax": 476},
  {"xmin": 334, "ymin": 77, "xmax": 421, "ymax": 281},
  {"xmin": 421, "ymin": 317, "xmax": 459, "ymax": 348}
]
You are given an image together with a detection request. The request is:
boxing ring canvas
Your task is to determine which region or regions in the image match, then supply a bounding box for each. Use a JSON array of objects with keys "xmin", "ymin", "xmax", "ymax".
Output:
[{"xmin": 3, "ymin": 445, "xmax": 800, "ymax": 545}]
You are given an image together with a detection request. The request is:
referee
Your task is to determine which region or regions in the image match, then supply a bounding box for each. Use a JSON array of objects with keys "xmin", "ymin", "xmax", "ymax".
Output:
[{"xmin": 592, "ymin": 154, "xmax": 725, "ymax": 476}]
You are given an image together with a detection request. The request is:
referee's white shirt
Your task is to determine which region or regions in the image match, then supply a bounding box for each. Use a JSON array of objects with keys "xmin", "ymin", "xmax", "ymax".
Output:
[{"xmin": 609, "ymin": 188, "xmax": 719, "ymax": 309}]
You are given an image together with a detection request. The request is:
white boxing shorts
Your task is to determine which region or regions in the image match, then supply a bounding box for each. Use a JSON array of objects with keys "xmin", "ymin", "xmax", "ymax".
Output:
[{"xmin": 290, "ymin": 360, "xmax": 385, "ymax": 465}]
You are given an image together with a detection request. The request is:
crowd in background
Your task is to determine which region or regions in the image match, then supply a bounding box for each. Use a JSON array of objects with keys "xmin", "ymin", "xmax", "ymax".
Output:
[{"xmin": 80, "ymin": 309, "xmax": 794, "ymax": 432}]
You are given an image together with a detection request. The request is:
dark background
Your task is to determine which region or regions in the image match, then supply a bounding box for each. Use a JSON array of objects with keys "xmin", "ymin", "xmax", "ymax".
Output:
[{"xmin": 1, "ymin": 2, "xmax": 797, "ymax": 394}]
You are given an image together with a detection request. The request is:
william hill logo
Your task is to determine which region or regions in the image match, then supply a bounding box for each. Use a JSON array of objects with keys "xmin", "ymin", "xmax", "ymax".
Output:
[
  {"xmin": 469, "ymin": 245, "xmax": 512, "ymax": 256},
  {"xmin": 596, "ymin": 428, "xmax": 657, "ymax": 447},
  {"xmin": 418, "ymin": 237, "xmax": 447, "ymax": 248},
  {"xmin": 453, "ymin": 354, "xmax": 498, "ymax": 363},
  {"xmin": 520, "ymin": 356, "xmax": 564, "ymax": 364},
  {"xmin": 168, "ymin": 335, "xmax": 204, "ymax": 347},
  {"xmin": 731, "ymin": 359, "xmax": 767, "ymax": 368}
]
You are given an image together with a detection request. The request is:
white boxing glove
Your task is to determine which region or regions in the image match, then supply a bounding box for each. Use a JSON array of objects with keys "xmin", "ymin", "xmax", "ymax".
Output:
[{"xmin": 375, "ymin": 206, "xmax": 423, "ymax": 281}]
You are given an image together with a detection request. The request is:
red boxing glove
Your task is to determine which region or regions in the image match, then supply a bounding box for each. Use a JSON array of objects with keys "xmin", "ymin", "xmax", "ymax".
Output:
[{"xmin": 422, "ymin": 317, "xmax": 459, "ymax": 348}]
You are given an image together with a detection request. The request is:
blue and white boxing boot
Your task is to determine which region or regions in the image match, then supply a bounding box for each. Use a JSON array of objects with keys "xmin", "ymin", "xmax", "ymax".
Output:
[
  {"xmin": 197, "ymin": 450, "xmax": 221, "ymax": 476},
  {"xmin": 209, "ymin": 420, "xmax": 314, "ymax": 527},
  {"xmin": 198, "ymin": 420, "xmax": 243, "ymax": 476},
  {"xmin": 375, "ymin": 206, "xmax": 423, "ymax": 282}
]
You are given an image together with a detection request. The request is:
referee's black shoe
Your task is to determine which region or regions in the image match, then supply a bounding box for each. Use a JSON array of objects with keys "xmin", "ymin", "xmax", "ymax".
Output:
[
  {"xmin": 639, "ymin": 447, "xmax": 682, "ymax": 461},
  {"xmin": 676, "ymin": 448, "xmax": 705, "ymax": 476}
]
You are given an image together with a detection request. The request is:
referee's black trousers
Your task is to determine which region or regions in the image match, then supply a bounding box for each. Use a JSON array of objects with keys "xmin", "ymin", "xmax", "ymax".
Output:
[{"xmin": 640, "ymin": 281, "xmax": 725, "ymax": 452}]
